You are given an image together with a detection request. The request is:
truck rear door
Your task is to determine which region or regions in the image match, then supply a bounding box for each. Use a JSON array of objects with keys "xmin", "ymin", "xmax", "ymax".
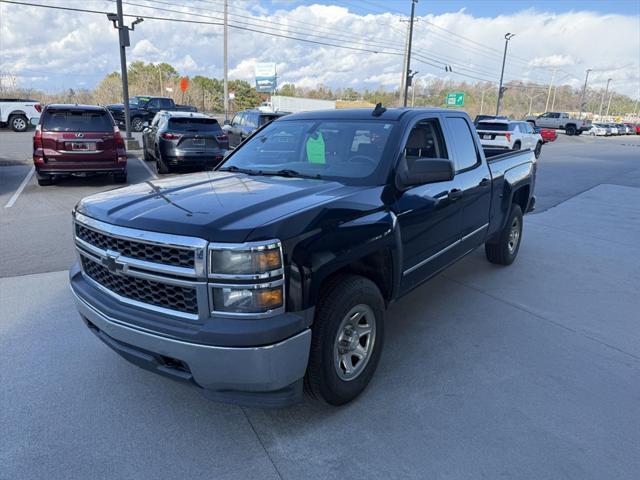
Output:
[
  {"xmin": 395, "ymin": 115, "xmax": 464, "ymax": 293},
  {"xmin": 442, "ymin": 114, "xmax": 492, "ymax": 248}
]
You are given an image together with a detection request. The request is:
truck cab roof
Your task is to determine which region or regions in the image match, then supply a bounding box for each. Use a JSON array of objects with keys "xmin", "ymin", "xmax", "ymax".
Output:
[{"xmin": 281, "ymin": 107, "xmax": 458, "ymax": 122}]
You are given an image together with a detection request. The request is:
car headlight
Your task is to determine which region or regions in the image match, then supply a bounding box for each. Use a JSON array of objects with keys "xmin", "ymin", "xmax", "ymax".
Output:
[
  {"xmin": 209, "ymin": 242, "xmax": 282, "ymax": 276},
  {"xmin": 209, "ymin": 240, "xmax": 285, "ymax": 316}
]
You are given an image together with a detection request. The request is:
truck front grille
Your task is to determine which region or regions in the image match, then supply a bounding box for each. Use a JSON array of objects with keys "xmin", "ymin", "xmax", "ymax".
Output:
[
  {"xmin": 76, "ymin": 223, "xmax": 195, "ymax": 268},
  {"xmin": 81, "ymin": 256, "xmax": 199, "ymax": 315}
]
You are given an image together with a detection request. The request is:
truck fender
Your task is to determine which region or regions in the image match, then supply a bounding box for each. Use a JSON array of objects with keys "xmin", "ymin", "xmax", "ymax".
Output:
[
  {"xmin": 291, "ymin": 210, "xmax": 401, "ymax": 311},
  {"xmin": 497, "ymin": 162, "xmax": 534, "ymax": 230}
]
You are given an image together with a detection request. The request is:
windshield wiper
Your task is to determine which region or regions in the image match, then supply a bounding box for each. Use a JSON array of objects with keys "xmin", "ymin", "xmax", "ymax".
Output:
[
  {"xmin": 260, "ymin": 169, "xmax": 322, "ymax": 180},
  {"xmin": 218, "ymin": 165, "xmax": 261, "ymax": 176}
]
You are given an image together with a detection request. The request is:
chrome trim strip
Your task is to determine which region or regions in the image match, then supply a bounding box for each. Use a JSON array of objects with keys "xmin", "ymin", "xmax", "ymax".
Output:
[
  {"xmin": 403, "ymin": 223, "xmax": 489, "ymax": 276},
  {"xmin": 208, "ymin": 278, "xmax": 284, "ymax": 289},
  {"xmin": 208, "ymin": 268, "xmax": 284, "ymax": 281},
  {"xmin": 57, "ymin": 149, "xmax": 104, "ymax": 154}
]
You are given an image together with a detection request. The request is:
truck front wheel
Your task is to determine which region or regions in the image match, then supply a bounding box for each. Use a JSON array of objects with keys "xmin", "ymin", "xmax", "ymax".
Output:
[
  {"xmin": 9, "ymin": 115, "xmax": 29, "ymax": 132},
  {"xmin": 565, "ymin": 124, "xmax": 576, "ymax": 135},
  {"xmin": 485, "ymin": 204, "xmax": 523, "ymax": 265},
  {"xmin": 305, "ymin": 274, "xmax": 385, "ymax": 405}
]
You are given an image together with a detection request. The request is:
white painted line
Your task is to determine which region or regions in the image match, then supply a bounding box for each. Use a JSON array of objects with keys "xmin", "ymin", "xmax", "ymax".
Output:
[
  {"xmin": 4, "ymin": 166, "xmax": 35, "ymax": 209},
  {"xmin": 137, "ymin": 156, "xmax": 158, "ymax": 179}
]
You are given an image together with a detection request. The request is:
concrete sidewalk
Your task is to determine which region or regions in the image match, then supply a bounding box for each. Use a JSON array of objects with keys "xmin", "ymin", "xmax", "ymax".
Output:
[{"xmin": 2, "ymin": 184, "xmax": 639, "ymax": 479}]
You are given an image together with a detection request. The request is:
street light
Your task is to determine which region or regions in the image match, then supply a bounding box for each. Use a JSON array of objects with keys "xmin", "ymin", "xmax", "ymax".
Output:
[
  {"xmin": 496, "ymin": 33, "xmax": 515, "ymax": 116},
  {"xmin": 578, "ymin": 68, "xmax": 592, "ymax": 119}
]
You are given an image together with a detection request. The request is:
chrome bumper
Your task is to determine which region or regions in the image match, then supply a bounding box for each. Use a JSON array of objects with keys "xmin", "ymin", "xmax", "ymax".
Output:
[{"xmin": 72, "ymin": 289, "xmax": 311, "ymax": 395}]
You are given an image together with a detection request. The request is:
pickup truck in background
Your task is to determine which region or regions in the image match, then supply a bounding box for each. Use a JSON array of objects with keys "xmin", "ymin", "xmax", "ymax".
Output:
[
  {"xmin": 0, "ymin": 98, "xmax": 42, "ymax": 131},
  {"xmin": 525, "ymin": 111, "xmax": 591, "ymax": 135},
  {"xmin": 107, "ymin": 95, "xmax": 197, "ymax": 132},
  {"xmin": 70, "ymin": 107, "xmax": 536, "ymax": 407}
]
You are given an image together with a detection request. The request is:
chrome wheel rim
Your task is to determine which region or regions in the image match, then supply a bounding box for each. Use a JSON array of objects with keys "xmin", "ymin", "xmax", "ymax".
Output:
[
  {"xmin": 508, "ymin": 216, "xmax": 521, "ymax": 254},
  {"xmin": 13, "ymin": 118, "xmax": 26, "ymax": 130},
  {"xmin": 334, "ymin": 304, "xmax": 376, "ymax": 381}
]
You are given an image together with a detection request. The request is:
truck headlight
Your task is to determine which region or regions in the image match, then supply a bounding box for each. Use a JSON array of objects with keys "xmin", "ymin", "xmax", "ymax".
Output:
[
  {"xmin": 211, "ymin": 284, "xmax": 283, "ymax": 314},
  {"xmin": 209, "ymin": 242, "xmax": 282, "ymax": 276}
]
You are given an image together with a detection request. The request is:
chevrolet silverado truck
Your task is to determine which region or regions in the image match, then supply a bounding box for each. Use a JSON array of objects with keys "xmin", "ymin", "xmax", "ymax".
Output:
[
  {"xmin": 70, "ymin": 107, "xmax": 536, "ymax": 407},
  {"xmin": 0, "ymin": 98, "xmax": 42, "ymax": 131},
  {"xmin": 107, "ymin": 96, "xmax": 197, "ymax": 132},
  {"xmin": 525, "ymin": 111, "xmax": 591, "ymax": 135}
]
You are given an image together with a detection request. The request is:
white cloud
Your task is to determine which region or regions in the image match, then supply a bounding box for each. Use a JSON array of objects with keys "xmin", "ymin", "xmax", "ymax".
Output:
[{"xmin": 0, "ymin": 1, "xmax": 638, "ymax": 97}]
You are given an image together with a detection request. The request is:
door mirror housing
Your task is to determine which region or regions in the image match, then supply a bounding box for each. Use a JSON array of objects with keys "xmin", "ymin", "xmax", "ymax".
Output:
[{"xmin": 396, "ymin": 154, "xmax": 454, "ymax": 189}]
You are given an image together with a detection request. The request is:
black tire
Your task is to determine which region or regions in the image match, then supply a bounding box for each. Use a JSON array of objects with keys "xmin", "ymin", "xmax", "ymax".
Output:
[
  {"xmin": 113, "ymin": 171, "xmax": 127, "ymax": 183},
  {"xmin": 36, "ymin": 170, "xmax": 53, "ymax": 186},
  {"xmin": 10, "ymin": 115, "xmax": 29, "ymax": 132},
  {"xmin": 512, "ymin": 141, "xmax": 521, "ymax": 151},
  {"xmin": 131, "ymin": 117, "xmax": 144, "ymax": 132},
  {"xmin": 534, "ymin": 141, "xmax": 542, "ymax": 159},
  {"xmin": 565, "ymin": 124, "xmax": 576, "ymax": 136},
  {"xmin": 485, "ymin": 204, "xmax": 523, "ymax": 265},
  {"xmin": 156, "ymin": 148, "xmax": 170, "ymax": 174},
  {"xmin": 305, "ymin": 274, "xmax": 385, "ymax": 406}
]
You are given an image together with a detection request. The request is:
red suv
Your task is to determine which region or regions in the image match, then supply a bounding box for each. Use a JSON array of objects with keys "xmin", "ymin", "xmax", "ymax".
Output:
[{"xmin": 33, "ymin": 104, "xmax": 127, "ymax": 186}]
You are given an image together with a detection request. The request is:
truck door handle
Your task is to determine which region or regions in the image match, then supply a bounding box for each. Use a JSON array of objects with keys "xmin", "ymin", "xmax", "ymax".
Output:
[
  {"xmin": 479, "ymin": 177, "xmax": 490, "ymax": 187},
  {"xmin": 448, "ymin": 189, "xmax": 463, "ymax": 201}
]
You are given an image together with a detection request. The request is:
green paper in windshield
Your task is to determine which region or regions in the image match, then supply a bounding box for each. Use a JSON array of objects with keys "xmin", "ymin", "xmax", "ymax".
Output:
[{"xmin": 306, "ymin": 133, "xmax": 326, "ymax": 164}]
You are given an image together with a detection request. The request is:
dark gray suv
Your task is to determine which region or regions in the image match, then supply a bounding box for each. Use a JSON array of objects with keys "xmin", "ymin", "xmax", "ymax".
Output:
[
  {"xmin": 223, "ymin": 109, "xmax": 288, "ymax": 148},
  {"xmin": 142, "ymin": 111, "xmax": 229, "ymax": 174}
]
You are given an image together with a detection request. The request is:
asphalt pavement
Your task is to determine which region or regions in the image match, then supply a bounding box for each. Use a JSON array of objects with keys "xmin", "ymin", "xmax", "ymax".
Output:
[{"xmin": 1, "ymin": 130, "xmax": 640, "ymax": 479}]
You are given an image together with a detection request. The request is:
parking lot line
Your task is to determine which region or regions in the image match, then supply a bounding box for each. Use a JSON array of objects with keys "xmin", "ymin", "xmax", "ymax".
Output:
[
  {"xmin": 137, "ymin": 156, "xmax": 158, "ymax": 179},
  {"xmin": 4, "ymin": 166, "xmax": 35, "ymax": 209}
]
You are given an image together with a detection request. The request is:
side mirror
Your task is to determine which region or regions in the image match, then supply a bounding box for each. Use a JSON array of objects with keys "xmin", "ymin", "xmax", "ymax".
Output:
[
  {"xmin": 30, "ymin": 118, "xmax": 39, "ymax": 126},
  {"xmin": 223, "ymin": 120, "xmax": 231, "ymax": 126},
  {"xmin": 396, "ymin": 154, "xmax": 454, "ymax": 189},
  {"xmin": 142, "ymin": 126, "xmax": 151, "ymax": 133}
]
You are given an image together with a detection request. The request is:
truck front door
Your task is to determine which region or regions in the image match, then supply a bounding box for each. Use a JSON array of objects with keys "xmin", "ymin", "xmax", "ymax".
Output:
[{"xmin": 395, "ymin": 116, "xmax": 465, "ymax": 293}]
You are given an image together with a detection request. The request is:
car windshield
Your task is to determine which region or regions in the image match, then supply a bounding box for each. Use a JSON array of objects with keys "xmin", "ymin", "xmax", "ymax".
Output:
[
  {"xmin": 219, "ymin": 119, "xmax": 397, "ymax": 184},
  {"xmin": 42, "ymin": 109, "xmax": 113, "ymax": 132},
  {"xmin": 168, "ymin": 117, "xmax": 221, "ymax": 132},
  {"xmin": 129, "ymin": 96, "xmax": 150, "ymax": 107}
]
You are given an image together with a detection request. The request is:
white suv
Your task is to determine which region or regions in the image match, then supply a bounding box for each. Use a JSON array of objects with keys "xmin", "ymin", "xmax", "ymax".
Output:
[
  {"xmin": 476, "ymin": 119, "xmax": 543, "ymax": 158},
  {"xmin": 0, "ymin": 98, "xmax": 42, "ymax": 132}
]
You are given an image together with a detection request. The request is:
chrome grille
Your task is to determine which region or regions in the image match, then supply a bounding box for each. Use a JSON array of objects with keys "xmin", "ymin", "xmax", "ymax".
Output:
[
  {"xmin": 76, "ymin": 223, "xmax": 195, "ymax": 268},
  {"xmin": 81, "ymin": 256, "xmax": 198, "ymax": 314}
]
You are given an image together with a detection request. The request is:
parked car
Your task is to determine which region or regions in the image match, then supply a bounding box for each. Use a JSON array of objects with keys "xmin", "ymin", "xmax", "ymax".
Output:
[
  {"xmin": 107, "ymin": 96, "xmax": 197, "ymax": 132},
  {"xmin": 634, "ymin": 124, "xmax": 640, "ymax": 135},
  {"xmin": 533, "ymin": 126, "xmax": 558, "ymax": 143},
  {"xmin": 473, "ymin": 114, "xmax": 508, "ymax": 125},
  {"xmin": 0, "ymin": 98, "xmax": 42, "ymax": 131},
  {"xmin": 223, "ymin": 109, "xmax": 289, "ymax": 148},
  {"xmin": 606, "ymin": 124, "xmax": 619, "ymax": 135},
  {"xmin": 585, "ymin": 124, "xmax": 608, "ymax": 136},
  {"xmin": 623, "ymin": 123, "xmax": 636, "ymax": 135},
  {"xmin": 525, "ymin": 111, "xmax": 591, "ymax": 135},
  {"xmin": 33, "ymin": 104, "xmax": 127, "ymax": 186},
  {"xmin": 70, "ymin": 107, "xmax": 537, "ymax": 407},
  {"xmin": 142, "ymin": 111, "xmax": 229, "ymax": 174},
  {"xmin": 619, "ymin": 123, "xmax": 633, "ymax": 135},
  {"xmin": 476, "ymin": 119, "xmax": 543, "ymax": 158}
]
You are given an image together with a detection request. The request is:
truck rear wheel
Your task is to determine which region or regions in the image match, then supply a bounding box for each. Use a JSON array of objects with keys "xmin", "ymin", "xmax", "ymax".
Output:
[
  {"xmin": 485, "ymin": 204, "xmax": 523, "ymax": 265},
  {"xmin": 9, "ymin": 115, "xmax": 28, "ymax": 132},
  {"xmin": 131, "ymin": 117, "xmax": 144, "ymax": 132},
  {"xmin": 305, "ymin": 274, "xmax": 385, "ymax": 405},
  {"xmin": 565, "ymin": 124, "xmax": 576, "ymax": 135}
]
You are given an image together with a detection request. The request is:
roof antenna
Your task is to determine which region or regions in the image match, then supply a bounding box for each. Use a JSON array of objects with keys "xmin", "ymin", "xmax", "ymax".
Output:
[{"xmin": 372, "ymin": 102, "xmax": 387, "ymax": 117}]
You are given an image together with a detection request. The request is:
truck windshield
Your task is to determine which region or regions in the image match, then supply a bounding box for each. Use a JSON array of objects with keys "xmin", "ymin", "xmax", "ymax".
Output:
[{"xmin": 219, "ymin": 119, "xmax": 397, "ymax": 184}]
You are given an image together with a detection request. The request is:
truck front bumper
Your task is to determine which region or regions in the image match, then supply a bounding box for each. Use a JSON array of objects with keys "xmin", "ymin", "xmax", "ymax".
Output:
[{"xmin": 72, "ymin": 287, "xmax": 312, "ymax": 407}]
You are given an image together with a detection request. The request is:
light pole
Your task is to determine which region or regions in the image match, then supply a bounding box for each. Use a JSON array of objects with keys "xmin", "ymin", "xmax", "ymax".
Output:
[
  {"xmin": 544, "ymin": 68, "xmax": 557, "ymax": 112},
  {"xmin": 223, "ymin": 0, "xmax": 229, "ymax": 121},
  {"xmin": 606, "ymin": 90, "xmax": 613, "ymax": 117},
  {"xmin": 578, "ymin": 68, "xmax": 592, "ymax": 119},
  {"xmin": 402, "ymin": 0, "xmax": 418, "ymax": 107},
  {"xmin": 107, "ymin": 1, "xmax": 143, "ymax": 142},
  {"xmin": 599, "ymin": 78, "xmax": 612, "ymax": 118},
  {"xmin": 496, "ymin": 33, "xmax": 515, "ymax": 116},
  {"xmin": 525, "ymin": 91, "xmax": 544, "ymax": 116}
]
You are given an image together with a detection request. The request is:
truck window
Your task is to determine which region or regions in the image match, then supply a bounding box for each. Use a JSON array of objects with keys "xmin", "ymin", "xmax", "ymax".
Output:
[
  {"xmin": 244, "ymin": 113, "xmax": 258, "ymax": 129},
  {"xmin": 445, "ymin": 117, "xmax": 480, "ymax": 172},
  {"xmin": 404, "ymin": 119, "xmax": 447, "ymax": 160},
  {"xmin": 159, "ymin": 98, "xmax": 173, "ymax": 109},
  {"xmin": 147, "ymin": 99, "xmax": 161, "ymax": 110}
]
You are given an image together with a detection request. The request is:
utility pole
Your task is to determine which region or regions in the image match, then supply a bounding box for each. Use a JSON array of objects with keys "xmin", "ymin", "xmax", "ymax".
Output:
[
  {"xmin": 578, "ymin": 68, "xmax": 592, "ymax": 119},
  {"xmin": 606, "ymin": 90, "xmax": 613, "ymax": 117},
  {"xmin": 223, "ymin": 0, "xmax": 229, "ymax": 121},
  {"xmin": 108, "ymin": 1, "xmax": 143, "ymax": 146},
  {"xmin": 402, "ymin": 0, "xmax": 417, "ymax": 108},
  {"xmin": 551, "ymin": 84, "xmax": 558, "ymax": 111},
  {"xmin": 399, "ymin": 20, "xmax": 410, "ymax": 106},
  {"xmin": 599, "ymin": 78, "xmax": 611, "ymax": 118},
  {"xmin": 496, "ymin": 33, "xmax": 515, "ymax": 116},
  {"xmin": 544, "ymin": 68, "xmax": 556, "ymax": 112}
]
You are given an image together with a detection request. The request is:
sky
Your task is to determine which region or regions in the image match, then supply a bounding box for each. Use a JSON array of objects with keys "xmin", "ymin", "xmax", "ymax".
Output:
[{"xmin": 0, "ymin": 0, "xmax": 639, "ymax": 98}]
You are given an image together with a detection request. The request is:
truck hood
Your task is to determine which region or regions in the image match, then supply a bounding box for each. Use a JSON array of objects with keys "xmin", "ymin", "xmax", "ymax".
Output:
[{"xmin": 75, "ymin": 172, "xmax": 370, "ymax": 242}]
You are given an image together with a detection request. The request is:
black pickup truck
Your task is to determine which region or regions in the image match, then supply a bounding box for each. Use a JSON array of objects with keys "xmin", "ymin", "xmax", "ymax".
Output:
[
  {"xmin": 107, "ymin": 96, "xmax": 197, "ymax": 132},
  {"xmin": 70, "ymin": 107, "xmax": 536, "ymax": 407}
]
